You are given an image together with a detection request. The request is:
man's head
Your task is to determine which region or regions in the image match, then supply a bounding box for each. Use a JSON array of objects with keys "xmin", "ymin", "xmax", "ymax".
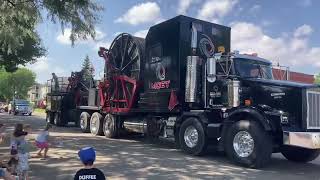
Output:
[{"xmin": 78, "ymin": 147, "xmax": 96, "ymax": 166}]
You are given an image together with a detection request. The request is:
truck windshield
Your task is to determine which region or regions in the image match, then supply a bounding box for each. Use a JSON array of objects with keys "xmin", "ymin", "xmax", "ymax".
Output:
[{"xmin": 234, "ymin": 58, "xmax": 273, "ymax": 79}]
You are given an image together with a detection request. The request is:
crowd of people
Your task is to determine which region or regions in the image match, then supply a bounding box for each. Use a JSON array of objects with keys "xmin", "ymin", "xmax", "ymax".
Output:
[{"xmin": 0, "ymin": 122, "xmax": 105, "ymax": 180}]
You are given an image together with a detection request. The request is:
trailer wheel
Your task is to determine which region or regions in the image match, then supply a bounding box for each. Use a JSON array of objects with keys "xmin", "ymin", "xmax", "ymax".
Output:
[
  {"xmin": 103, "ymin": 114, "xmax": 118, "ymax": 138},
  {"xmin": 281, "ymin": 146, "xmax": 320, "ymax": 163},
  {"xmin": 179, "ymin": 117, "xmax": 208, "ymax": 156},
  {"xmin": 54, "ymin": 113, "xmax": 63, "ymax": 127},
  {"xmin": 46, "ymin": 112, "xmax": 54, "ymax": 124},
  {"xmin": 225, "ymin": 120, "xmax": 272, "ymax": 168},
  {"xmin": 80, "ymin": 112, "xmax": 91, "ymax": 133},
  {"xmin": 90, "ymin": 112, "xmax": 104, "ymax": 136}
]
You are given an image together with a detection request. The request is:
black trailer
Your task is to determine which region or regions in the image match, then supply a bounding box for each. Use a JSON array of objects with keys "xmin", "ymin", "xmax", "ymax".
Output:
[{"xmin": 45, "ymin": 73, "xmax": 91, "ymax": 127}]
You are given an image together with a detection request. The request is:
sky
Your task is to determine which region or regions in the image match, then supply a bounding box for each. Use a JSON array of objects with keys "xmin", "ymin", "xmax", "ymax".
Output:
[{"xmin": 27, "ymin": 0, "xmax": 320, "ymax": 83}]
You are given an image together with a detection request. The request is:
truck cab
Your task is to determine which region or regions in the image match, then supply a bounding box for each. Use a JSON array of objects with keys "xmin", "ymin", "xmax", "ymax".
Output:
[{"xmin": 206, "ymin": 52, "xmax": 320, "ymax": 167}]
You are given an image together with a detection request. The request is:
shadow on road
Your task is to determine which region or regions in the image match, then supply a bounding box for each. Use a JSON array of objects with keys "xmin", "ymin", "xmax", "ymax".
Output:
[{"xmin": 1, "ymin": 113, "xmax": 320, "ymax": 180}]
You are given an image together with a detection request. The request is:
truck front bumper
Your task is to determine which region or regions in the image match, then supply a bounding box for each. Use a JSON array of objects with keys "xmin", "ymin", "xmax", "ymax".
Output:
[{"xmin": 283, "ymin": 131, "xmax": 320, "ymax": 149}]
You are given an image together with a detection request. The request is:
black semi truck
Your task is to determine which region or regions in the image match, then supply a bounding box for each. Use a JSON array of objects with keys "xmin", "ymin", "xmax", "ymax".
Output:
[{"xmin": 47, "ymin": 15, "xmax": 320, "ymax": 168}]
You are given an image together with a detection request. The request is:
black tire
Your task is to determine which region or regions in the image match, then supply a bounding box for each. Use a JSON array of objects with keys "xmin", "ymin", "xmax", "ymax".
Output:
[
  {"xmin": 29, "ymin": 113, "xmax": 32, "ymax": 116},
  {"xmin": 54, "ymin": 113, "xmax": 64, "ymax": 127},
  {"xmin": 281, "ymin": 146, "xmax": 320, "ymax": 163},
  {"xmin": 90, "ymin": 112, "xmax": 104, "ymax": 136},
  {"xmin": 80, "ymin": 112, "xmax": 91, "ymax": 133},
  {"xmin": 179, "ymin": 117, "xmax": 208, "ymax": 156},
  {"xmin": 225, "ymin": 120, "xmax": 272, "ymax": 168},
  {"xmin": 103, "ymin": 114, "xmax": 118, "ymax": 138},
  {"xmin": 46, "ymin": 112, "xmax": 54, "ymax": 124}
]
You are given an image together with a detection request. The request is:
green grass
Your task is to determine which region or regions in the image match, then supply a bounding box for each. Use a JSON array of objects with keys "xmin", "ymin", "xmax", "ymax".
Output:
[{"xmin": 34, "ymin": 108, "xmax": 46, "ymax": 113}]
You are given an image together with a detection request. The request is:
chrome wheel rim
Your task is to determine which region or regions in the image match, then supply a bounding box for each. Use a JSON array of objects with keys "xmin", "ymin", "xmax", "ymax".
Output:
[
  {"xmin": 80, "ymin": 116, "xmax": 85, "ymax": 129},
  {"xmin": 233, "ymin": 131, "xmax": 255, "ymax": 158},
  {"xmin": 54, "ymin": 114, "xmax": 58, "ymax": 124},
  {"xmin": 91, "ymin": 117, "xmax": 97, "ymax": 133},
  {"xmin": 104, "ymin": 117, "xmax": 111, "ymax": 135},
  {"xmin": 184, "ymin": 126, "xmax": 199, "ymax": 148}
]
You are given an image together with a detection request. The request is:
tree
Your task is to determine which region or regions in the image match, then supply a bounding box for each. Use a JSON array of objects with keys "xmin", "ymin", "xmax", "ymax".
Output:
[
  {"xmin": 81, "ymin": 55, "xmax": 94, "ymax": 83},
  {"xmin": 316, "ymin": 73, "xmax": 320, "ymax": 84},
  {"xmin": 0, "ymin": 0, "xmax": 103, "ymax": 71},
  {"xmin": 0, "ymin": 68, "xmax": 36, "ymax": 101}
]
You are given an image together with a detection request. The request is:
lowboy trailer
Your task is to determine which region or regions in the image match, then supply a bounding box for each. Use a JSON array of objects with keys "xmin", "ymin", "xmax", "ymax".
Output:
[{"xmin": 47, "ymin": 15, "xmax": 320, "ymax": 168}]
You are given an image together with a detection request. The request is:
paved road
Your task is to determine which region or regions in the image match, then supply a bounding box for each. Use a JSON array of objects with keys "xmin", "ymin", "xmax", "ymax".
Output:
[{"xmin": 1, "ymin": 113, "xmax": 320, "ymax": 180}]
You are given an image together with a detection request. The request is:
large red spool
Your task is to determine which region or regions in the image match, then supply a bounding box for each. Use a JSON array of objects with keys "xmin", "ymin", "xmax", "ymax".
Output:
[{"xmin": 98, "ymin": 33, "xmax": 145, "ymax": 113}]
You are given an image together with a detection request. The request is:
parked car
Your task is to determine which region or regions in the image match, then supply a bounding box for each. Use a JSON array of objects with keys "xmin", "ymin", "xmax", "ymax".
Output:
[{"xmin": 12, "ymin": 100, "xmax": 33, "ymax": 116}]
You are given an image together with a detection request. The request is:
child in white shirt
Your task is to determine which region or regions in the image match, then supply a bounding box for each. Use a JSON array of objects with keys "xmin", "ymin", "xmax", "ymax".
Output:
[{"xmin": 35, "ymin": 123, "xmax": 52, "ymax": 160}]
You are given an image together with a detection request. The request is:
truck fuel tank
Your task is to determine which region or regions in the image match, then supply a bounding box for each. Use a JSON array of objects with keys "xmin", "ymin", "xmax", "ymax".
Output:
[{"xmin": 185, "ymin": 56, "xmax": 202, "ymax": 103}]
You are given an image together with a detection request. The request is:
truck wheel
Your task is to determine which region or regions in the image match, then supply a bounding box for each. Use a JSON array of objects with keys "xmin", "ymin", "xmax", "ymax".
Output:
[
  {"xmin": 46, "ymin": 112, "xmax": 54, "ymax": 124},
  {"xmin": 225, "ymin": 120, "xmax": 272, "ymax": 168},
  {"xmin": 90, "ymin": 112, "xmax": 104, "ymax": 136},
  {"xmin": 281, "ymin": 146, "xmax": 320, "ymax": 162},
  {"xmin": 179, "ymin": 117, "xmax": 208, "ymax": 156},
  {"xmin": 54, "ymin": 113, "xmax": 62, "ymax": 126},
  {"xmin": 80, "ymin": 112, "xmax": 91, "ymax": 133},
  {"xmin": 103, "ymin": 114, "xmax": 118, "ymax": 138}
]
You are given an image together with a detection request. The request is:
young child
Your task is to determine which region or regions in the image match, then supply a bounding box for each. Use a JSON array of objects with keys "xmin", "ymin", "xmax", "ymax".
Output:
[
  {"xmin": 0, "ymin": 124, "xmax": 17, "ymax": 180},
  {"xmin": 74, "ymin": 147, "xmax": 106, "ymax": 180},
  {"xmin": 10, "ymin": 123, "xmax": 30, "ymax": 180},
  {"xmin": 35, "ymin": 123, "xmax": 52, "ymax": 160}
]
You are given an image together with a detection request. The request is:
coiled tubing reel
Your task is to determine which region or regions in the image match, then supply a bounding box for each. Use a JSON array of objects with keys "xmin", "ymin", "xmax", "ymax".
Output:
[{"xmin": 98, "ymin": 33, "xmax": 145, "ymax": 112}]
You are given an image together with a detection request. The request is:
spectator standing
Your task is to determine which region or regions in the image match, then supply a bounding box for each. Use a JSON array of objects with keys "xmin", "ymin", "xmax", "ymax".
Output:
[
  {"xmin": 74, "ymin": 147, "xmax": 106, "ymax": 180},
  {"xmin": 11, "ymin": 124, "xmax": 30, "ymax": 180}
]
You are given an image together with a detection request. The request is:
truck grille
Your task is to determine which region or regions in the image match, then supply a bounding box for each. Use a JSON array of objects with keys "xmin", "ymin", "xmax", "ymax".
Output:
[{"xmin": 307, "ymin": 90, "xmax": 320, "ymax": 129}]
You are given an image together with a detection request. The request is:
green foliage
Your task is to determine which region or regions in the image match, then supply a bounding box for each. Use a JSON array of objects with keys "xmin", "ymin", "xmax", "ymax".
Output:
[
  {"xmin": 316, "ymin": 73, "xmax": 320, "ymax": 84},
  {"xmin": 0, "ymin": 67, "xmax": 35, "ymax": 101},
  {"xmin": 81, "ymin": 55, "xmax": 94, "ymax": 82},
  {"xmin": 42, "ymin": 0, "xmax": 103, "ymax": 45},
  {"xmin": 0, "ymin": 0, "xmax": 103, "ymax": 71},
  {"xmin": 0, "ymin": 1, "xmax": 45, "ymax": 72}
]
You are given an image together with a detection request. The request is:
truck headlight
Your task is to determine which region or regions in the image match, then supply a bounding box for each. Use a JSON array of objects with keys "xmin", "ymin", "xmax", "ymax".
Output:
[{"xmin": 15, "ymin": 106, "xmax": 19, "ymax": 109}]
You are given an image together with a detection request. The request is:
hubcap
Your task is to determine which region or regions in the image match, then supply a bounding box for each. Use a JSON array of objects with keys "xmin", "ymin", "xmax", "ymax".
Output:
[
  {"xmin": 233, "ymin": 131, "xmax": 255, "ymax": 158},
  {"xmin": 184, "ymin": 126, "xmax": 199, "ymax": 148}
]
